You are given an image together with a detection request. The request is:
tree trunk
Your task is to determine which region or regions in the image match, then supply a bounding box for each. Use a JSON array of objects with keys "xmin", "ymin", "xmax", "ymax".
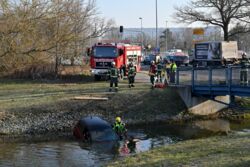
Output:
[
  {"xmin": 223, "ymin": 24, "xmax": 229, "ymax": 41},
  {"xmin": 55, "ymin": 55, "xmax": 59, "ymax": 76}
]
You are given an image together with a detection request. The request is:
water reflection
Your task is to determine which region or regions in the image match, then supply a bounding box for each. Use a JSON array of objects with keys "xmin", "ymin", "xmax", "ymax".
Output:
[
  {"xmin": 0, "ymin": 119, "xmax": 249, "ymax": 167},
  {"xmin": 194, "ymin": 119, "xmax": 230, "ymax": 134},
  {"xmin": 128, "ymin": 119, "xmax": 230, "ymax": 140}
]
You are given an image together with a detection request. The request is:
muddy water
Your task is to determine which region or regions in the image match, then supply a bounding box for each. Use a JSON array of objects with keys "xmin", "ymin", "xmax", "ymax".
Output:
[{"xmin": 0, "ymin": 119, "xmax": 250, "ymax": 167}]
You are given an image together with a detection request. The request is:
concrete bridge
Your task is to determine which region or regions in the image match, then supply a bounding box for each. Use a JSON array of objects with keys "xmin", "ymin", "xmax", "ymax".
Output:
[{"xmin": 172, "ymin": 66, "xmax": 250, "ymax": 115}]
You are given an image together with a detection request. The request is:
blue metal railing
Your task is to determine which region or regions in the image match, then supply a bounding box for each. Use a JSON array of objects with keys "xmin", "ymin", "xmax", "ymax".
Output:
[{"xmin": 176, "ymin": 65, "xmax": 250, "ymax": 97}]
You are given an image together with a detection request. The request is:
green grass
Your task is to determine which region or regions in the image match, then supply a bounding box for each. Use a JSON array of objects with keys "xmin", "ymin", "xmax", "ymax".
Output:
[
  {"xmin": 0, "ymin": 79, "xmax": 109, "ymax": 110},
  {"xmin": 107, "ymin": 132, "xmax": 250, "ymax": 167},
  {"xmin": 234, "ymin": 97, "xmax": 250, "ymax": 109},
  {"xmin": 0, "ymin": 75, "xmax": 155, "ymax": 110}
]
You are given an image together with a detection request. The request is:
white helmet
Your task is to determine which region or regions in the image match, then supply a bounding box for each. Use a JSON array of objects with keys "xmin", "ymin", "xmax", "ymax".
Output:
[
  {"xmin": 151, "ymin": 60, "xmax": 155, "ymax": 64},
  {"xmin": 112, "ymin": 62, "xmax": 116, "ymax": 66}
]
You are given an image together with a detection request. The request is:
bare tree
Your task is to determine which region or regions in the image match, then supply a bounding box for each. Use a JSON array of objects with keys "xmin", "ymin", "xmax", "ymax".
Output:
[
  {"xmin": 102, "ymin": 27, "xmax": 122, "ymax": 43},
  {"xmin": 229, "ymin": 24, "xmax": 250, "ymax": 52},
  {"xmin": 174, "ymin": 0, "xmax": 250, "ymax": 41},
  {"xmin": 0, "ymin": 0, "xmax": 114, "ymax": 77}
]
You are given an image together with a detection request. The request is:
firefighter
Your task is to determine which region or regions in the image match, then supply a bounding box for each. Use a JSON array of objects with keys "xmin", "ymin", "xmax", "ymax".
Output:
[
  {"xmin": 156, "ymin": 59, "xmax": 163, "ymax": 83},
  {"xmin": 149, "ymin": 60, "xmax": 157, "ymax": 88},
  {"xmin": 165, "ymin": 60, "xmax": 171, "ymax": 84},
  {"xmin": 108, "ymin": 62, "xmax": 119, "ymax": 92},
  {"xmin": 128, "ymin": 62, "xmax": 136, "ymax": 88},
  {"xmin": 240, "ymin": 53, "xmax": 250, "ymax": 85},
  {"xmin": 170, "ymin": 60, "xmax": 177, "ymax": 84},
  {"xmin": 113, "ymin": 117, "xmax": 127, "ymax": 140}
]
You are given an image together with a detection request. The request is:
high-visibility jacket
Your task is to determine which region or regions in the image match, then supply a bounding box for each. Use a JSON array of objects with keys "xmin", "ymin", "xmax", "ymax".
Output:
[
  {"xmin": 113, "ymin": 121, "xmax": 126, "ymax": 134},
  {"xmin": 170, "ymin": 63, "xmax": 177, "ymax": 72}
]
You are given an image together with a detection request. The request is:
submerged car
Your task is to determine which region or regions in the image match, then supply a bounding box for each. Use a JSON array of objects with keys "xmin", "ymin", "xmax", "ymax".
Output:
[{"xmin": 73, "ymin": 116, "xmax": 119, "ymax": 142}]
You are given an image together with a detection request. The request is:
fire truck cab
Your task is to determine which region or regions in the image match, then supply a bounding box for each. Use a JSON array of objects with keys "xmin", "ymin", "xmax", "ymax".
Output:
[{"xmin": 89, "ymin": 43, "xmax": 141, "ymax": 80}]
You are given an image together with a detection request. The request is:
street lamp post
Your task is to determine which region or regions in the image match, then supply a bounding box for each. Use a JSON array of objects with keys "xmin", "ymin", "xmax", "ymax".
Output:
[
  {"xmin": 139, "ymin": 17, "xmax": 143, "ymax": 55},
  {"xmin": 165, "ymin": 20, "xmax": 168, "ymax": 52},
  {"xmin": 155, "ymin": 0, "xmax": 158, "ymax": 51}
]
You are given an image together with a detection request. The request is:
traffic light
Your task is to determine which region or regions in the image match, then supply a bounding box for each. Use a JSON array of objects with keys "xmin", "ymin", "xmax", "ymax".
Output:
[{"xmin": 119, "ymin": 26, "xmax": 123, "ymax": 33}]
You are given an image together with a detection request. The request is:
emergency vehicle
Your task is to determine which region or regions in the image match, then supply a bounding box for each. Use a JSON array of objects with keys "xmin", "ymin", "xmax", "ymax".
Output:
[{"xmin": 88, "ymin": 43, "xmax": 142, "ymax": 80}]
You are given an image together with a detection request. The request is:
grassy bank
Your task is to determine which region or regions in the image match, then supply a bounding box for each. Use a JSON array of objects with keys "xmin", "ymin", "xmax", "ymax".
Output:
[
  {"xmin": 107, "ymin": 132, "xmax": 250, "ymax": 167},
  {"xmin": 0, "ymin": 73, "xmax": 187, "ymax": 136},
  {"xmin": 0, "ymin": 78, "xmax": 108, "ymax": 110}
]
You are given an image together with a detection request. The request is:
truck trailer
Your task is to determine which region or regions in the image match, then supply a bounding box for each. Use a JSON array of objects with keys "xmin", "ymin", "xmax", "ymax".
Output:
[{"xmin": 194, "ymin": 41, "xmax": 240, "ymax": 66}]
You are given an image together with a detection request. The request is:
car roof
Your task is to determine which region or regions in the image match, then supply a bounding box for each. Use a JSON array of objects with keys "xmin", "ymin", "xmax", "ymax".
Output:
[{"xmin": 79, "ymin": 116, "xmax": 111, "ymax": 131}]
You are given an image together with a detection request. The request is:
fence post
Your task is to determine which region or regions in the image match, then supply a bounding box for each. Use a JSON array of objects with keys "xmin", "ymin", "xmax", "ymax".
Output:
[
  {"xmin": 192, "ymin": 67, "xmax": 195, "ymax": 92},
  {"xmin": 209, "ymin": 67, "xmax": 212, "ymax": 96},
  {"xmin": 176, "ymin": 68, "xmax": 179, "ymax": 85}
]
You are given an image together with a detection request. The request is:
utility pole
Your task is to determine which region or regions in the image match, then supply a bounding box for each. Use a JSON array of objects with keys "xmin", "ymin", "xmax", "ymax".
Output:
[
  {"xmin": 155, "ymin": 0, "xmax": 158, "ymax": 52},
  {"xmin": 139, "ymin": 17, "xmax": 143, "ymax": 55},
  {"xmin": 165, "ymin": 20, "xmax": 168, "ymax": 52}
]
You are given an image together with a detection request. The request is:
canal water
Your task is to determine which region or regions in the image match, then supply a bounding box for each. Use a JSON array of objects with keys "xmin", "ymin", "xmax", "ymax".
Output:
[{"xmin": 0, "ymin": 119, "xmax": 250, "ymax": 167}]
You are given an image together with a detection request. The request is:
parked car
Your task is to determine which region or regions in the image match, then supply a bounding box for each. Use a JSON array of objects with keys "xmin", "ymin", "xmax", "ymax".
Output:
[
  {"xmin": 163, "ymin": 52, "xmax": 189, "ymax": 66},
  {"xmin": 73, "ymin": 116, "xmax": 119, "ymax": 142},
  {"xmin": 143, "ymin": 54, "xmax": 156, "ymax": 65}
]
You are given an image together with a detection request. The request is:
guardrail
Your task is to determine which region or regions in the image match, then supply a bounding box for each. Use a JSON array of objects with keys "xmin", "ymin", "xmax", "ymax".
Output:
[{"xmin": 176, "ymin": 65, "xmax": 250, "ymax": 97}]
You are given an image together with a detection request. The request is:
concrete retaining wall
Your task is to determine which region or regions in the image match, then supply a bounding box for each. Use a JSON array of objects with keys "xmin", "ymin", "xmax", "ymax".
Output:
[{"xmin": 173, "ymin": 86, "xmax": 229, "ymax": 115}]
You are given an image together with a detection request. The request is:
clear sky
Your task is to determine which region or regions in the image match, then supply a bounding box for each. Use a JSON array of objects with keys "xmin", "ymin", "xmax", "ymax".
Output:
[{"xmin": 96, "ymin": 0, "xmax": 190, "ymax": 28}]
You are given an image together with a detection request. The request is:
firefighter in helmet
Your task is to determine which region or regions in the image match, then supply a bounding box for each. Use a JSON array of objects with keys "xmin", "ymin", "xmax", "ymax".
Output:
[
  {"xmin": 156, "ymin": 58, "xmax": 163, "ymax": 82},
  {"xmin": 240, "ymin": 52, "xmax": 250, "ymax": 85},
  {"xmin": 170, "ymin": 59, "xmax": 177, "ymax": 84},
  {"xmin": 149, "ymin": 60, "xmax": 157, "ymax": 88},
  {"xmin": 113, "ymin": 116, "xmax": 127, "ymax": 140},
  {"xmin": 128, "ymin": 61, "xmax": 136, "ymax": 88},
  {"xmin": 108, "ymin": 62, "xmax": 120, "ymax": 92}
]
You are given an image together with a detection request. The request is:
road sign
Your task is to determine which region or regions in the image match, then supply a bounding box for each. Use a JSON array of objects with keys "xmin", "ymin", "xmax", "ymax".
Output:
[{"xmin": 193, "ymin": 28, "xmax": 204, "ymax": 35}]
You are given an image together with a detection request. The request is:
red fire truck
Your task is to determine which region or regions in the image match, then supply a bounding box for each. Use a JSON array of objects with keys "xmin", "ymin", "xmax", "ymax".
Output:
[{"xmin": 89, "ymin": 43, "xmax": 142, "ymax": 80}]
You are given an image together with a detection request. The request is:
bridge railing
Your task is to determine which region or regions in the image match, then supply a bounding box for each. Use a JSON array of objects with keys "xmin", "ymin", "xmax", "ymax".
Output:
[
  {"xmin": 176, "ymin": 66, "xmax": 193, "ymax": 85},
  {"xmin": 176, "ymin": 65, "xmax": 250, "ymax": 87}
]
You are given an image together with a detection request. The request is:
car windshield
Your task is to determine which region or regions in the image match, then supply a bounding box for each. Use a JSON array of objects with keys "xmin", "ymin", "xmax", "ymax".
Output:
[
  {"xmin": 90, "ymin": 128, "xmax": 118, "ymax": 141},
  {"xmin": 93, "ymin": 46, "xmax": 118, "ymax": 58}
]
